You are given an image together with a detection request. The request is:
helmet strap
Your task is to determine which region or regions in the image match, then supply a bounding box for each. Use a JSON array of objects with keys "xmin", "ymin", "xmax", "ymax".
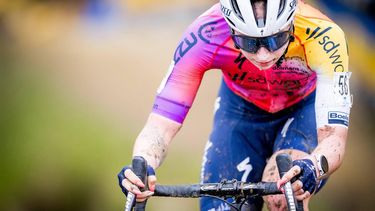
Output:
[
  {"xmin": 276, "ymin": 25, "xmax": 295, "ymax": 67},
  {"xmin": 230, "ymin": 29, "xmax": 241, "ymax": 49}
]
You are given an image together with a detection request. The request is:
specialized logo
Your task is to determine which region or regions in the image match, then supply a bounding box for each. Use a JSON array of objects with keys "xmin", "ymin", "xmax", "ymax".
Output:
[
  {"xmin": 220, "ymin": 5, "xmax": 231, "ymax": 17},
  {"xmin": 306, "ymin": 26, "xmax": 344, "ymax": 72},
  {"xmin": 328, "ymin": 111, "xmax": 349, "ymax": 126},
  {"xmin": 237, "ymin": 157, "xmax": 252, "ymax": 182}
]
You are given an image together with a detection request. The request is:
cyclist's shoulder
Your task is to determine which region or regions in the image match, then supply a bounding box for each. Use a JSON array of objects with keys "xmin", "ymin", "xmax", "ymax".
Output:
[
  {"xmin": 173, "ymin": 3, "xmax": 232, "ymax": 65},
  {"xmin": 197, "ymin": 3, "xmax": 223, "ymax": 19},
  {"xmin": 295, "ymin": 1, "xmax": 332, "ymax": 22},
  {"xmin": 184, "ymin": 3, "xmax": 229, "ymax": 39},
  {"xmin": 294, "ymin": 1, "xmax": 345, "ymax": 39},
  {"xmin": 289, "ymin": 2, "xmax": 349, "ymax": 74}
]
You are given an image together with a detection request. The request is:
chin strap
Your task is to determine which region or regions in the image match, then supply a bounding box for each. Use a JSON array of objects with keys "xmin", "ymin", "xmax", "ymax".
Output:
[
  {"xmin": 230, "ymin": 28, "xmax": 241, "ymax": 50},
  {"xmin": 276, "ymin": 25, "xmax": 295, "ymax": 68}
]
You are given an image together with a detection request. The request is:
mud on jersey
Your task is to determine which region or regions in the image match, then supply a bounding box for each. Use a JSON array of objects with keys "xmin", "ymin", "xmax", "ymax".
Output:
[{"xmin": 153, "ymin": 1, "xmax": 351, "ymax": 128}]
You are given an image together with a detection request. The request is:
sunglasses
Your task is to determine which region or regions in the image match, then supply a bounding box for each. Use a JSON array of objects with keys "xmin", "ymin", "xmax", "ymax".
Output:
[{"xmin": 231, "ymin": 27, "xmax": 293, "ymax": 54}]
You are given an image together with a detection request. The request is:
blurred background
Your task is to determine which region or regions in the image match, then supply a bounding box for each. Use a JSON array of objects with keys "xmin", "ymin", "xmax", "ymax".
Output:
[{"xmin": 0, "ymin": 0, "xmax": 374, "ymax": 210}]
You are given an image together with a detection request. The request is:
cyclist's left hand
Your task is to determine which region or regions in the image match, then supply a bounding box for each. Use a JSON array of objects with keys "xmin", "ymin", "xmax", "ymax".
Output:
[{"xmin": 277, "ymin": 159, "xmax": 317, "ymax": 201}]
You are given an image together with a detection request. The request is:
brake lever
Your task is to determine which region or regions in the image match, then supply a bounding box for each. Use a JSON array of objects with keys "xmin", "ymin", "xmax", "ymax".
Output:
[
  {"xmin": 276, "ymin": 153, "xmax": 300, "ymax": 211},
  {"xmin": 124, "ymin": 156, "xmax": 148, "ymax": 211}
]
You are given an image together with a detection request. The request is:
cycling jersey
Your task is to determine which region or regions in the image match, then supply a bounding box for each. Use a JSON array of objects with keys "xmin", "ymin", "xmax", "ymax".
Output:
[{"xmin": 153, "ymin": 1, "xmax": 351, "ymax": 128}]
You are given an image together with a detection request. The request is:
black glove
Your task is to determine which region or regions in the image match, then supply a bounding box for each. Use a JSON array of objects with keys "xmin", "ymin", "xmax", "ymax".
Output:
[
  {"xmin": 292, "ymin": 159, "xmax": 318, "ymax": 194},
  {"xmin": 117, "ymin": 165, "xmax": 156, "ymax": 195}
]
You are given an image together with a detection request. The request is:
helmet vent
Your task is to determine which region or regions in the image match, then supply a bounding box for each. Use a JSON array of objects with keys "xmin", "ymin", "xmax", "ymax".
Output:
[
  {"xmin": 257, "ymin": 19, "xmax": 265, "ymax": 27},
  {"xmin": 230, "ymin": 0, "xmax": 244, "ymax": 22},
  {"xmin": 250, "ymin": 0, "xmax": 267, "ymax": 27},
  {"xmin": 224, "ymin": 16, "xmax": 237, "ymax": 27},
  {"xmin": 278, "ymin": 0, "xmax": 286, "ymax": 18},
  {"xmin": 286, "ymin": 9, "xmax": 295, "ymax": 21}
]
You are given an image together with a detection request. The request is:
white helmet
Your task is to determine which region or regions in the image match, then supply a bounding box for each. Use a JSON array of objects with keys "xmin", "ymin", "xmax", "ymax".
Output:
[{"xmin": 220, "ymin": 0, "xmax": 298, "ymax": 37}]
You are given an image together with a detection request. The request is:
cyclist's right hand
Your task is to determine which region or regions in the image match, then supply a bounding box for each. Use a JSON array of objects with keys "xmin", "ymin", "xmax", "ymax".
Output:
[{"xmin": 117, "ymin": 165, "xmax": 157, "ymax": 202}]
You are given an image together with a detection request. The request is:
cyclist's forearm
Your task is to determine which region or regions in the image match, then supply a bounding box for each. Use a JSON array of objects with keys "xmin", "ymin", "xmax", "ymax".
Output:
[
  {"xmin": 132, "ymin": 113, "xmax": 182, "ymax": 169},
  {"xmin": 310, "ymin": 125, "xmax": 348, "ymax": 175}
]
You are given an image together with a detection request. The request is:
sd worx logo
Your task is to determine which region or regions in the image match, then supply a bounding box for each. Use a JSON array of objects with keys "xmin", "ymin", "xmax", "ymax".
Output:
[{"xmin": 305, "ymin": 26, "xmax": 344, "ymax": 72}]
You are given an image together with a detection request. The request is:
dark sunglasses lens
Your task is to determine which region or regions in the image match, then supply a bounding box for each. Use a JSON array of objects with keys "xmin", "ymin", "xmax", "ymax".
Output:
[
  {"xmin": 232, "ymin": 36, "xmax": 258, "ymax": 53},
  {"xmin": 262, "ymin": 32, "xmax": 290, "ymax": 52},
  {"xmin": 233, "ymin": 31, "xmax": 291, "ymax": 53}
]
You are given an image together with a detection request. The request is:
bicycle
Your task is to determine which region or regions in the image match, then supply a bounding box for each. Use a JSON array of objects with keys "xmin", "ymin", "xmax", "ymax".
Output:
[{"xmin": 124, "ymin": 153, "xmax": 303, "ymax": 211}]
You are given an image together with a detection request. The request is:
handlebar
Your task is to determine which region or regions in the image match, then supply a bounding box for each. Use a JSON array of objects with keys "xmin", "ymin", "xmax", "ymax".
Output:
[
  {"xmin": 154, "ymin": 180, "xmax": 280, "ymax": 198},
  {"xmin": 124, "ymin": 153, "xmax": 303, "ymax": 211}
]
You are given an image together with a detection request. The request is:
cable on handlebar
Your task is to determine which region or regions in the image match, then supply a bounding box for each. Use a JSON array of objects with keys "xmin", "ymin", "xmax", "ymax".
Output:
[{"xmin": 201, "ymin": 195, "xmax": 242, "ymax": 211}]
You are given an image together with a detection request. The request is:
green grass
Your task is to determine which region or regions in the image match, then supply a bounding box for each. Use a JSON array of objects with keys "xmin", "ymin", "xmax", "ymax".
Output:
[
  {"xmin": 0, "ymin": 54, "xmax": 203, "ymax": 211},
  {"xmin": 0, "ymin": 61, "xmax": 133, "ymax": 210}
]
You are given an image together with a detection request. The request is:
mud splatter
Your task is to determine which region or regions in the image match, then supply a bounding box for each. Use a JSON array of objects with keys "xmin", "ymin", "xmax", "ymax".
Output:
[
  {"xmin": 138, "ymin": 126, "xmax": 169, "ymax": 167},
  {"xmin": 203, "ymin": 173, "xmax": 212, "ymax": 182},
  {"xmin": 269, "ymin": 165, "xmax": 276, "ymax": 171},
  {"xmin": 275, "ymin": 199, "xmax": 282, "ymax": 209},
  {"xmin": 318, "ymin": 125, "xmax": 336, "ymax": 141}
]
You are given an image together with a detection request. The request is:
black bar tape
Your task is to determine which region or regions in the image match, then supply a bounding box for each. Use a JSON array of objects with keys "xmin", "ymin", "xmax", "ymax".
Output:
[
  {"xmin": 132, "ymin": 156, "xmax": 148, "ymax": 211},
  {"xmin": 260, "ymin": 182, "xmax": 282, "ymax": 195},
  {"xmin": 154, "ymin": 184, "xmax": 201, "ymax": 198},
  {"xmin": 276, "ymin": 153, "xmax": 293, "ymax": 176},
  {"xmin": 132, "ymin": 156, "xmax": 148, "ymax": 189}
]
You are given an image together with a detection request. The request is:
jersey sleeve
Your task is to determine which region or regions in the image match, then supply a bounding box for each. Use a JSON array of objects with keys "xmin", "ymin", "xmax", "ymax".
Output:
[
  {"xmin": 298, "ymin": 19, "xmax": 352, "ymax": 128},
  {"xmin": 152, "ymin": 14, "xmax": 220, "ymax": 123}
]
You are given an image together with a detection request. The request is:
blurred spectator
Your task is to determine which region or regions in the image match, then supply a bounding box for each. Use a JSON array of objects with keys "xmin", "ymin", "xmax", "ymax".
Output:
[
  {"xmin": 81, "ymin": 0, "xmax": 123, "ymax": 25},
  {"xmin": 316, "ymin": 0, "xmax": 375, "ymax": 36},
  {"xmin": 316, "ymin": 0, "xmax": 375, "ymax": 113}
]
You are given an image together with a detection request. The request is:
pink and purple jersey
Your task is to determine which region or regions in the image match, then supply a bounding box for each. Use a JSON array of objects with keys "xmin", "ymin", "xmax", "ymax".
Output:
[{"xmin": 152, "ymin": 2, "xmax": 351, "ymax": 127}]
